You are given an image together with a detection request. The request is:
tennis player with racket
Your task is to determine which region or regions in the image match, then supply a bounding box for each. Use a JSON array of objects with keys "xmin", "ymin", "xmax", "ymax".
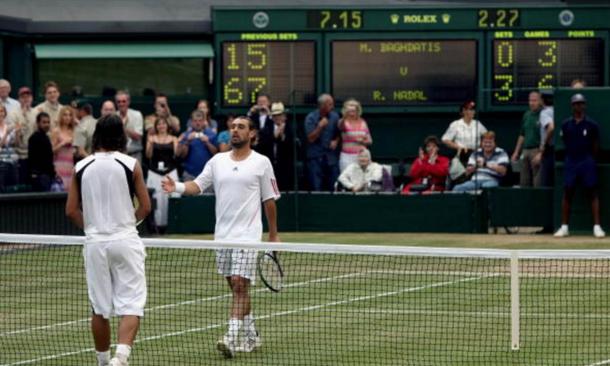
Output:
[
  {"xmin": 162, "ymin": 116, "xmax": 281, "ymax": 359},
  {"xmin": 66, "ymin": 115, "xmax": 151, "ymax": 366}
]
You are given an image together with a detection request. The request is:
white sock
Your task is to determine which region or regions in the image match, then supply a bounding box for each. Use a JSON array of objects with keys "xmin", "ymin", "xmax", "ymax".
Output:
[
  {"xmin": 228, "ymin": 318, "xmax": 242, "ymax": 341},
  {"xmin": 96, "ymin": 350, "xmax": 110, "ymax": 366},
  {"xmin": 115, "ymin": 344, "xmax": 131, "ymax": 362},
  {"xmin": 561, "ymin": 224, "xmax": 568, "ymax": 231},
  {"xmin": 244, "ymin": 313, "xmax": 257, "ymax": 336}
]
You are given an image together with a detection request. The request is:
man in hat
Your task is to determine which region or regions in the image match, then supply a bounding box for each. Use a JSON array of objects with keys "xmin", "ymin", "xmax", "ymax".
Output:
[
  {"xmin": 269, "ymin": 102, "xmax": 295, "ymax": 191},
  {"xmin": 73, "ymin": 100, "xmax": 97, "ymax": 160},
  {"xmin": 555, "ymin": 94, "xmax": 605, "ymax": 238},
  {"xmin": 7, "ymin": 87, "xmax": 37, "ymax": 184}
]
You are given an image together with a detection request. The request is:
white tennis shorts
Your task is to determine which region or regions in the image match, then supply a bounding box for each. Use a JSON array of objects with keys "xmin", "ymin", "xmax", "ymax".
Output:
[
  {"xmin": 216, "ymin": 249, "xmax": 257, "ymax": 282},
  {"xmin": 84, "ymin": 236, "xmax": 147, "ymax": 319}
]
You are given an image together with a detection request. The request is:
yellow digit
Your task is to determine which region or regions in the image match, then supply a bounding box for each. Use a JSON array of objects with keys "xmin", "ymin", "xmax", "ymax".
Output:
[
  {"xmin": 351, "ymin": 11, "xmax": 362, "ymax": 28},
  {"xmin": 320, "ymin": 11, "xmax": 331, "ymax": 28},
  {"xmin": 508, "ymin": 9, "xmax": 519, "ymax": 27},
  {"xmin": 497, "ymin": 10, "xmax": 507, "ymax": 27},
  {"xmin": 224, "ymin": 77, "xmax": 243, "ymax": 105},
  {"xmin": 247, "ymin": 77, "xmax": 267, "ymax": 104},
  {"xmin": 538, "ymin": 41, "xmax": 557, "ymax": 67},
  {"xmin": 538, "ymin": 74, "xmax": 554, "ymax": 89},
  {"xmin": 478, "ymin": 10, "xmax": 489, "ymax": 28},
  {"xmin": 494, "ymin": 74, "xmax": 514, "ymax": 102},
  {"xmin": 226, "ymin": 43, "xmax": 239, "ymax": 70},
  {"xmin": 497, "ymin": 41, "xmax": 514, "ymax": 68},
  {"xmin": 339, "ymin": 11, "xmax": 348, "ymax": 28},
  {"xmin": 247, "ymin": 43, "xmax": 267, "ymax": 70}
]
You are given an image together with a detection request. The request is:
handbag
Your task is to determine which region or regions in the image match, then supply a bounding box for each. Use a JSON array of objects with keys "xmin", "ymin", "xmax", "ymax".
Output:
[
  {"xmin": 449, "ymin": 156, "xmax": 466, "ymax": 181},
  {"xmin": 50, "ymin": 177, "xmax": 65, "ymax": 192}
]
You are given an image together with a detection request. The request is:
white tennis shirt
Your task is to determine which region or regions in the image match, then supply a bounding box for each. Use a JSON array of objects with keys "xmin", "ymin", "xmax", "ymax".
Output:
[
  {"xmin": 75, "ymin": 151, "xmax": 138, "ymax": 242},
  {"xmin": 193, "ymin": 151, "xmax": 280, "ymax": 241}
]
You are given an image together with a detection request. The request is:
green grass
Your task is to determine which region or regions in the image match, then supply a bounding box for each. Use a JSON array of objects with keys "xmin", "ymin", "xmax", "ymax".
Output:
[{"xmin": 1, "ymin": 233, "xmax": 610, "ymax": 365}]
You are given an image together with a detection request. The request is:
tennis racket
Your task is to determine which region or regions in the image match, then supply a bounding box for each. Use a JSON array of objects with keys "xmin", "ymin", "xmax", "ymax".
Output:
[
  {"xmin": 133, "ymin": 196, "xmax": 145, "ymax": 227},
  {"xmin": 257, "ymin": 251, "xmax": 284, "ymax": 292}
]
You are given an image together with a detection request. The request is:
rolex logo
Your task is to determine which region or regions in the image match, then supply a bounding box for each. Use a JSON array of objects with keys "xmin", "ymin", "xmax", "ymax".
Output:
[
  {"xmin": 390, "ymin": 14, "xmax": 400, "ymax": 24},
  {"xmin": 442, "ymin": 13, "xmax": 451, "ymax": 24}
]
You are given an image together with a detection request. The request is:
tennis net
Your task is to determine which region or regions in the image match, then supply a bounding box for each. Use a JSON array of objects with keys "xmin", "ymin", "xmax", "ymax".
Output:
[{"xmin": 1, "ymin": 233, "xmax": 609, "ymax": 366}]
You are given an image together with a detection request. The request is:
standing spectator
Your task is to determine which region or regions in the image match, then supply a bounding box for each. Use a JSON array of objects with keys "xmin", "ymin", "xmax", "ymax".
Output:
[
  {"xmin": 554, "ymin": 94, "xmax": 605, "ymax": 238},
  {"xmin": 338, "ymin": 98, "xmax": 372, "ymax": 172},
  {"xmin": 337, "ymin": 148, "xmax": 383, "ymax": 192},
  {"xmin": 100, "ymin": 100, "xmax": 116, "ymax": 117},
  {"xmin": 442, "ymin": 100, "xmax": 487, "ymax": 165},
  {"xmin": 0, "ymin": 79, "xmax": 19, "ymax": 115},
  {"xmin": 269, "ymin": 102, "xmax": 295, "ymax": 191},
  {"xmin": 116, "ymin": 91, "xmax": 144, "ymax": 163},
  {"xmin": 402, "ymin": 136, "xmax": 449, "ymax": 194},
  {"xmin": 28, "ymin": 112, "xmax": 55, "ymax": 191},
  {"xmin": 178, "ymin": 110, "xmax": 217, "ymax": 181},
  {"xmin": 248, "ymin": 93, "xmax": 274, "ymax": 160},
  {"xmin": 217, "ymin": 114, "xmax": 235, "ymax": 153},
  {"xmin": 187, "ymin": 99, "xmax": 218, "ymax": 132},
  {"xmin": 537, "ymin": 90, "xmax": 555, "ymax": 187},
  {"xmin": 35, "ymin": 81, "xmax": 64, "ymax": 128},
  {"xmin": 0, "ymin": 105, "xmax": 11, "ymax": 148},
  {"xmin": 305, "ymin": 93, "xmax": 340, "ymax": 191},
  {"xmin": 144, "ymin": 94, "xmax": 180, "ymax": 135},
  {"xmin": 511, "ymin": 91, "xmax": 543, "ymax": 187},
  {"xmin": 74, "ymin": 101, "xmax": 97, "ymax": 160},
  {"xmin": 7, "ymin": 87, "xmax": 37, "ymax": 184},
  {"xmin": 452, "ymin": 131, "xmax": 509, "ymax": 192},
  {"xmin": 51, "ymin": 106, "xmax": 76, "ymax": 191},
  {"xmin": 146, "ymin": 117, "xmax": 180, "ymax": 233}
]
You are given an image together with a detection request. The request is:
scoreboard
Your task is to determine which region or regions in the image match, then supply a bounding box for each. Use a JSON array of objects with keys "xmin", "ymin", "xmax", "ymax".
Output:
[{"xmin": 212, "ymin": 6, "xmax": 610, "ymax": 112}]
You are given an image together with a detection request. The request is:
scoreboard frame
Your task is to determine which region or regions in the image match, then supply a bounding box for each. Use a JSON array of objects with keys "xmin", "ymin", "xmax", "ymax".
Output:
[{"xmin": 212, "ymin": 6, "xmax": 610, "ymax": 114}]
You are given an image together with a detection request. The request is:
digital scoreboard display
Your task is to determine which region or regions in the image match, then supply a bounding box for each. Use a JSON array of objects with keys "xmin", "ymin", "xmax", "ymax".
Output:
[
  {"xmin": 492, "ymin": 38, "xmax": 604, "ymax": 104},
  {"xmin": 332, "ymin": 40, "xmax": 477, "ymax": 106},
  {"xmin": 221, "ymin": 41, "xmax": 316, "ymax": 107}
]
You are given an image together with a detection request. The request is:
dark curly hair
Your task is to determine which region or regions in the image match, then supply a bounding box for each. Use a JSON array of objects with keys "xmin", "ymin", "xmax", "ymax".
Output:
[{"xmin": 92, "ymin": 114, "xmax": 127, "ymax": 152}]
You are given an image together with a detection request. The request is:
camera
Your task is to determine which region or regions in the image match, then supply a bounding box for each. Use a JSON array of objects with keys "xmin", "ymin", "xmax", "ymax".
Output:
[{"xmin": 194, "ymin": 132, "xmax": 203, "ymax": 138}]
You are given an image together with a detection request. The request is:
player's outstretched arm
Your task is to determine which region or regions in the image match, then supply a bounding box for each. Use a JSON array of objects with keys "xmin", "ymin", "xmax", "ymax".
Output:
[
  {"xmin": 65, "ymin": 172, "xmax": 84, "ymax": 229},
  {"xmin": 161, "ymin": 175, "xmax": 201, "ymax": 196},
  {"xmin": 263, "ymin": 199, "xmax": 280, "ymax": 242},
  {"xmin": 133, "ymin": 162, "xmax": 152, "ymax": 223}
]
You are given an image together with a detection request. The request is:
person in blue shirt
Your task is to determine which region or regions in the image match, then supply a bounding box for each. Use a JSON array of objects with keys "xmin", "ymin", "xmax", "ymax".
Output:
[
  {"xmin": 554, "ymin": 94, "xmax": 605, "ymax": 238},
  {"xmin": 178, "ymin": 110, "xmax": 218, "ymax": 181},
  {"xmin": 304, "ymin": 93, "xmax": 340, "ymax": 191},
  {"xmin": 217, "ymin": 114, "xmax": 235, "ymax": 153}
]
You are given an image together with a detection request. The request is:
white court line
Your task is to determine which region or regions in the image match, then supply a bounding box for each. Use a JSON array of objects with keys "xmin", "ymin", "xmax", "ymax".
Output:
[
  {"xmin": 1, "ymin": 274, "xmax": 486, "ymax": 366},
  {"xmin": 0, "ymin": 271, "xmax": 367, "ymax": 337},
  {"xmin": 331, "ymin": 308, "xmax": 610, "ymax": 319},
  {"xmin": 587, "ymin": 359, "xmax": 610, "ymax": 366}
]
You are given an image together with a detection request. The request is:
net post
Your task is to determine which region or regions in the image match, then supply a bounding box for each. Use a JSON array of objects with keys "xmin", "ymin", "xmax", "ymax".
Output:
[{"xmin": 510, "ymin": 250, "xmax": 520, "ymax": 351}]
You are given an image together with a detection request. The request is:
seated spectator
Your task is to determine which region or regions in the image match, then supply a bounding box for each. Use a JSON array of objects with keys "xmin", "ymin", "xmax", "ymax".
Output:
[
  {"xmin": 0, "ymin": 105, "xmax": 11, "ymax": 148},
  {"xmin": 0, "ymin": 79, "xmax": 19, "ymax": 115},
  {"xmin": 34, "ymin": 81, "xmax": 64, "ymax": 129},
  {"xmin": 442, "ymin": 100, "xmax": 487, "ymax": 166},
  {"xmin": 178, "ymin": 110, "xmax": 218, "ymax": 181},
  {"xmin": 28, "ymin": 112, "xmax": 56, "ymax": 191},
  {"xmin": 338, "ymin": 98, "xmax": 372, "ymax": 172},
  {"xmin": 217, "ymin": 114, "xmax": 235, "ymax": 152},
  {"xmin": 402, "ymin": 135, "xmax": 449, "ymax": 194},
  {"xmin": 453, "ymin": 131, "xmax": 509, "ymax": 192},
  {"xmin": 145, "ymin": 94, "xmax": 180, "ymax": 135},
  {"xmin": 337, "ymin": 148, "xmax": 383, "ymax": 192},
  {"xmin": 73, "ymin": 101, "xmax": 96, "ymax": 160},
  {"xmin": 187, "ymin": 99, "xmax": 218, "ymax": 132},
  {"xmin": 116, "ymin": 90, "xmax": 144, "ymax": 163},
  {"xmin": 146, "ymin": 117, "xmax": 180, "ymax": 233},
  {"xmin": 51, "ymin": 106, "xmax": 76, "ymax": 191},
  {"xmin": 269, "ymin": 102, "xmax": 294, "ymax": 191},
  {"xmin": 7, "ymin": 87, "xmax": 37, "ymax": 184}
]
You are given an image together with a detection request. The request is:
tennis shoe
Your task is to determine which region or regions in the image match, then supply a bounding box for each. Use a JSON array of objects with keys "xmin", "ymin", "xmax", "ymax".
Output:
[
  {"xmin": 217, "ymin": 335, "xmax": 237, "ymax": 358},
  {"xmin": 109, "ymin": 357, "xmax": 128, "ymax": 366},
  {"xmin": 594, "ymin": 226, "xmax": 606, "ymax": 238},
  {"xmin": 554, "ymin": 226, "xmax": 569, "ymax": 238},
  {"xmin": 237, "ymin": 331, "xmax": 262, "ymax": 352}
]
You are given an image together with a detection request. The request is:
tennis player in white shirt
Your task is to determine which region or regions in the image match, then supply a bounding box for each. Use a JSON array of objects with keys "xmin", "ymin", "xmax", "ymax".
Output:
[{"xmin": 162, "ymin": 116, "xmax": 281, "ymax": 359}]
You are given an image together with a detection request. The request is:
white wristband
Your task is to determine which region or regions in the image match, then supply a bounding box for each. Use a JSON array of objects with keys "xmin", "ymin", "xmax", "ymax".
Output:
[{"xmin": 175, "ymin": 182, "xmax": 186, "ymax": 194}]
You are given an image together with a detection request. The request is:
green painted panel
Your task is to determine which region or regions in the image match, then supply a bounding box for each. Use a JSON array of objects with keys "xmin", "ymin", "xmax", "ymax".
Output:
[{"xmin": 34, "ymin": 43, "xmax": 214, "ymax": 59}]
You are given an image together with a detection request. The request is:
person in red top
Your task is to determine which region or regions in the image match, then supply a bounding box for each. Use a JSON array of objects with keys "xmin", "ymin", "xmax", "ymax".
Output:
[{"xmin": 402, "ymin": 135, "xmax": 449, "ymax": 194}]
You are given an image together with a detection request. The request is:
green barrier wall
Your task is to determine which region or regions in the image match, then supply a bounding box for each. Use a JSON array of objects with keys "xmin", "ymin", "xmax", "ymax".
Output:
[
  {"xmin": 0, "ymin": 193, "xmax": 81, "ymax": 235},
  {"xmin": 487, "ymin": 187, "xmax": 553, "ymax": 228}
]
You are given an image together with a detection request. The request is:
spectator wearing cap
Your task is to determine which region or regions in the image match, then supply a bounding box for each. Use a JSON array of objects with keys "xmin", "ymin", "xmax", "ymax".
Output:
[
  {"xmin": 73, "ymin": 100, "xmax": 97, "ymax": 160},
  {"xmin": 402, "ymin": 135, "xmax": 449, "ymax": 194},
  {"xmin": 338, "ymin": 98, "xmax": 372, "ymax": 172},
  {"xmin": 145, "ymin": 94, "xmax": 180, "ymax": 136},
  {"xmin": 7, "ymin": 87, "xmax": 37, "ymax": 183},
  {"xmin": 337, "ymin": 148, "xmax": 383, "ymax": 192},
  {"xmin": 269, "ymin": 102, "xmax": 295, "ymax": 191},
  {"xmin": 116, "ymin": 90, "xmax": 144, "ymax": 163},
  {"xmin": 305, "ymin": 93, "xmax": 341, "ymax": 191},
  {"xmin": 442, "ymin": 100, "xmax": 488, "ymax": 166},
  {"xmin": 554, "ymin": 94, "xmax": 605, "ymax": 238},
  {"xmin": 34, "ymin": 81, "xmax": 64, "ymax": 129},
  {"xmin": 452, "ymin": 131, "xmax": 509, "ymax": 192},
  {"xmin": 511, "ymin": 91, "xmax": 543, "ymax": 187},
  {"xmin": 0, "ymin": 79, "xmax": 19, "ymax": 115}
]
